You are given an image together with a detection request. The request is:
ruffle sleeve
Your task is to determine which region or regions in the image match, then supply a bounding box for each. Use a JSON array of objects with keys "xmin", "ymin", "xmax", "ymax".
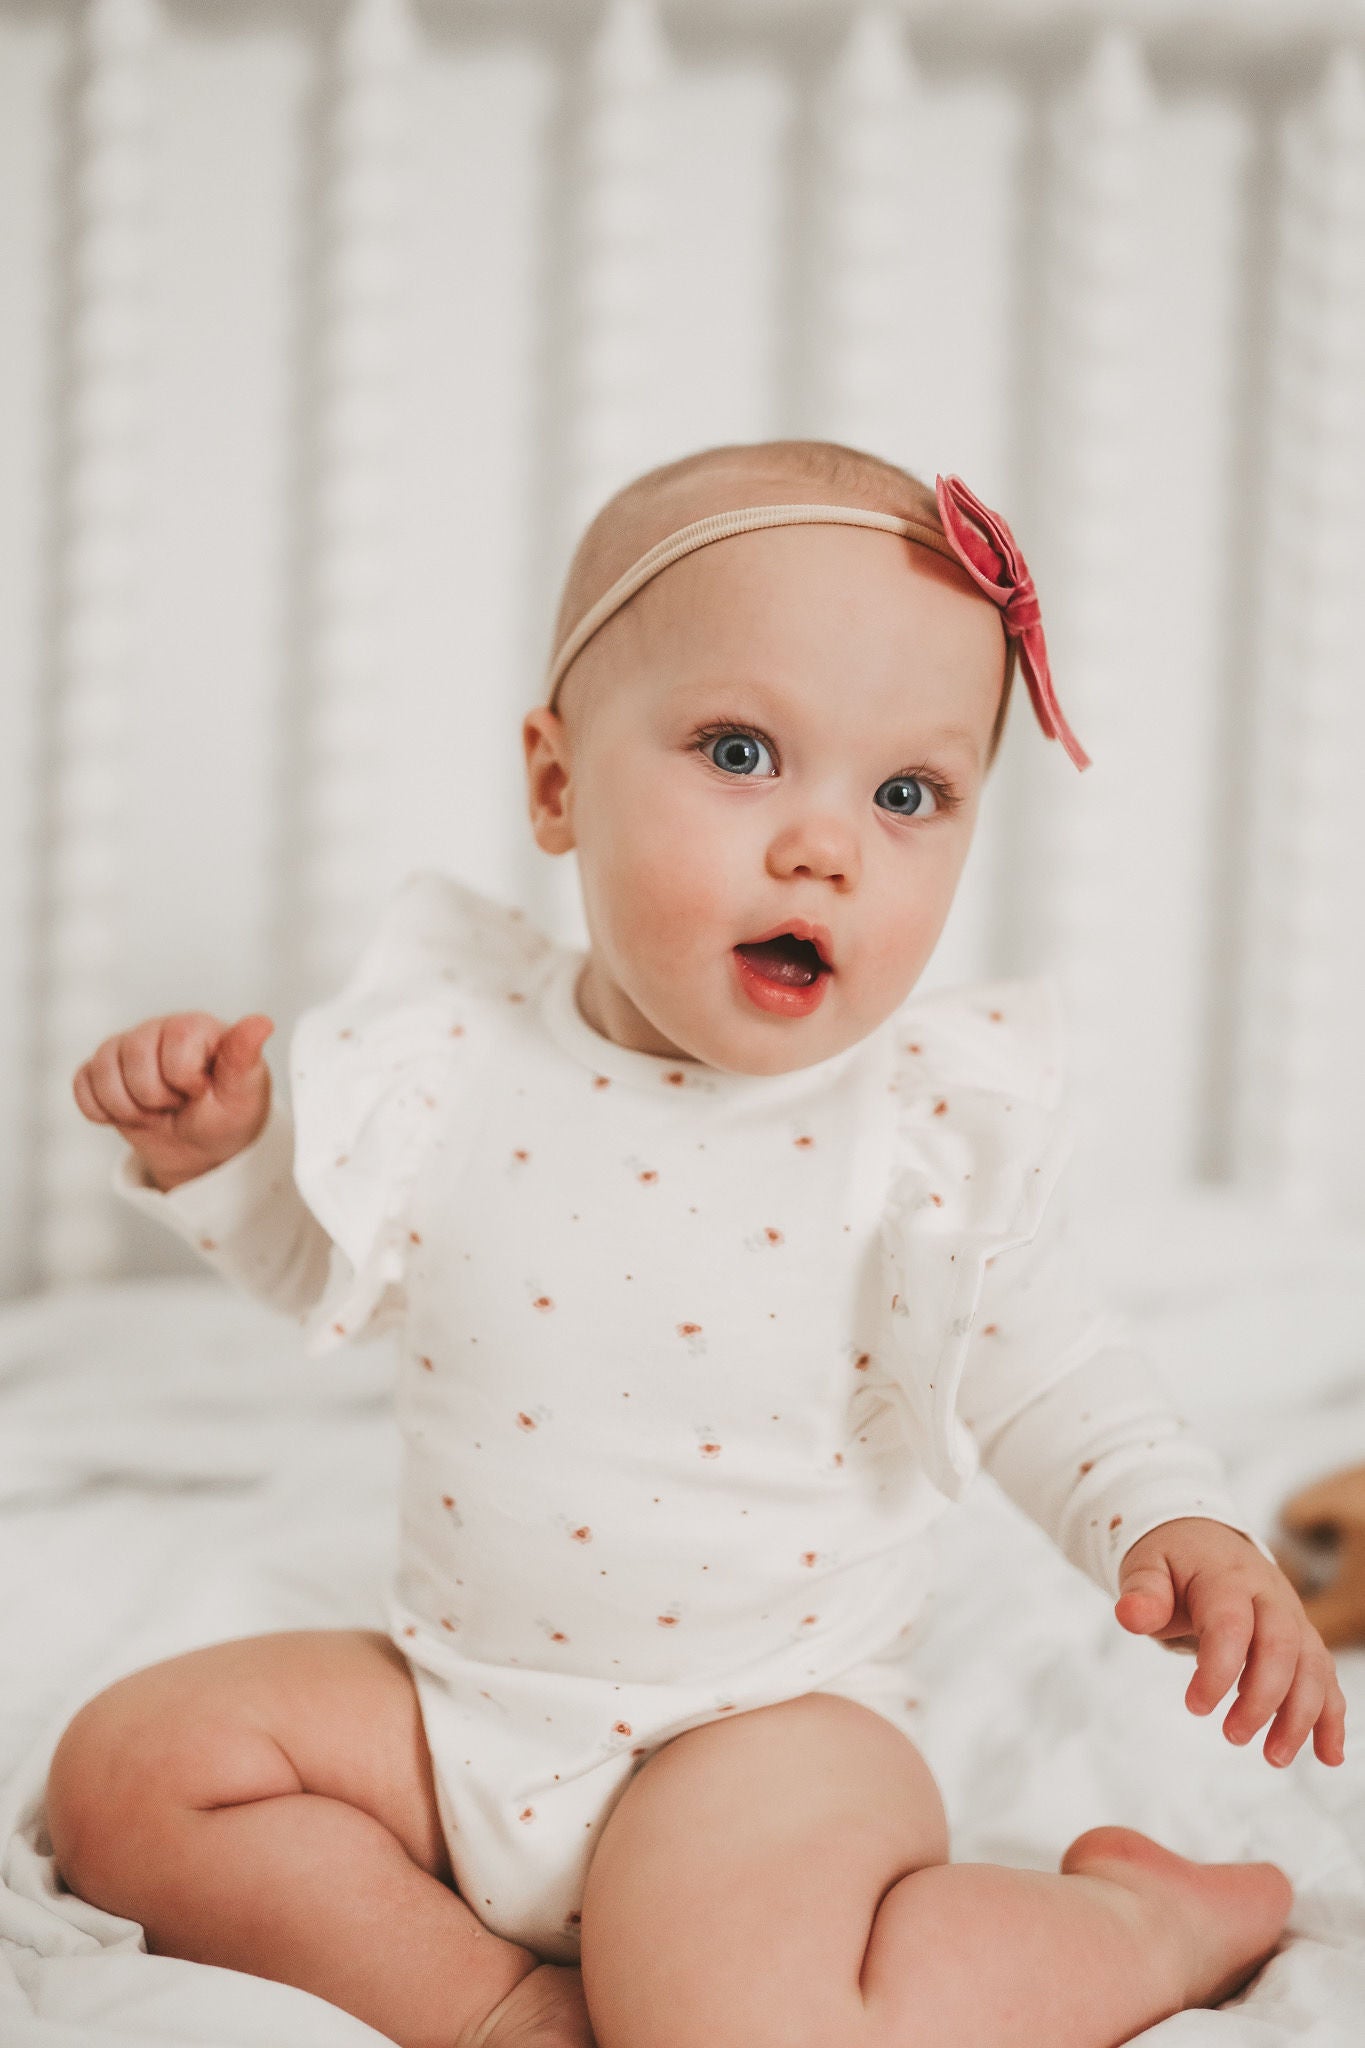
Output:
[
  {"xmin": 289, "ymin": 868, "xmax": 554, "ymax": 1358},
  {"xmin": 876, "ymin": 972, "xmax": 1073, "ymax": 1499},
  {"xmin": 876, "ymin": 971, "xmax": 1279, "ymax": 1600}
]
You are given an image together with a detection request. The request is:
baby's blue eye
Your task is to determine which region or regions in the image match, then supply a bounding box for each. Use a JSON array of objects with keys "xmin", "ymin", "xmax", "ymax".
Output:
[
  {"xmin": 876, "ymin": 774, "xmax": 938, "ymax": 819},
  {"xmin": 703, "ymin": 729, "xmax": 775, "ymax": 777},
  {"xmin": 696, "ymin": 724, "xmax": 942, "ymax": 819}
]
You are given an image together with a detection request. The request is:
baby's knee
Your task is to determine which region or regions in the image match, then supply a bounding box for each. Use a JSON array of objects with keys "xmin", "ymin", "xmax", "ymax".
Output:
[
  {"xmin": 46, "ymin": 1661, "xmax": 265, "ymax": 1902},
  {"xmin": 46, "ymin": 1682, "xmax": 145, "ymax": 1898}
]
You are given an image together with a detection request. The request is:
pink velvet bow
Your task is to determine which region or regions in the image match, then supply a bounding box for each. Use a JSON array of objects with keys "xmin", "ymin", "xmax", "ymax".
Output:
[{"xmin": 934, "ymin": 474, "xmax": 1091, "ymax": 773}]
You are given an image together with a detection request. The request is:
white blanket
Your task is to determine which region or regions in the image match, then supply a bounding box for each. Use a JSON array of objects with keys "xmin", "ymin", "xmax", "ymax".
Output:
[{"xmin": 2, "ymin": 1276, "xmax": 1364, "ymax": 2046}]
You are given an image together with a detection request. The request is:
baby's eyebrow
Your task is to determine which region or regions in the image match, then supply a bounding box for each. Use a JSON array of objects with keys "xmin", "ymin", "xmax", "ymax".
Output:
[
  {"xmin": 670, "ymin": 677, "xmax": 981, "ymax": 768},
  {"xmin": 914, "ymin": 725, "xmax": 982, "ymax": 768}
]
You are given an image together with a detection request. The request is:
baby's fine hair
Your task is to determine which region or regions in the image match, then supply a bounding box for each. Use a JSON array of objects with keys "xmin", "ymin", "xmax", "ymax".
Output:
[{"xmin": 552, "ymin": 438, "xmax": 1016, "ymax": 773}]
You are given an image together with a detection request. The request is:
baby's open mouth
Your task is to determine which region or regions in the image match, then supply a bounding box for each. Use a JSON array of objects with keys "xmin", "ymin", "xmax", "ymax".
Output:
[{"xmin": 733, "ymin": 934, "xmax": 829, "ymax": 988}]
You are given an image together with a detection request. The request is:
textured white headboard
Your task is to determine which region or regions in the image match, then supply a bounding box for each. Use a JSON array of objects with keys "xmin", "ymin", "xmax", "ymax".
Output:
[{"xmin": 2, "ymin": 0, "xmax": 1362, "ymax": 1312}]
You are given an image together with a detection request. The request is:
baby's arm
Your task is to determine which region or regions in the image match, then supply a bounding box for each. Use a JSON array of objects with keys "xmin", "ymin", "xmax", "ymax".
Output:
[
  {"xmin": 959, "ymin": 1182, "xmax": 1346, "ymax": 1766},
  {"xmin": 79, "ymin": 1010, "xmax": 334, "ymax": 1322},
  {"xmin": 967, "ymin": 1335, "xmax": 1272, "ymax": 1596}
]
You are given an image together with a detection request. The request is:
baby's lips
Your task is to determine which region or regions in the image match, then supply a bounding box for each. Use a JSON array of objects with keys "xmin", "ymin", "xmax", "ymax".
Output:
[{"xmin": 735, "ymin": 922, "xmax": 835, "ymax": 971}]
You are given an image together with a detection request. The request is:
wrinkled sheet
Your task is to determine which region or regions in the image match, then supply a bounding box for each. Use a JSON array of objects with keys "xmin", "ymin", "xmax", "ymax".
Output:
[{"xmin": 2, "ymin": 1276, "xmax": 1364, "ymax": 2046}]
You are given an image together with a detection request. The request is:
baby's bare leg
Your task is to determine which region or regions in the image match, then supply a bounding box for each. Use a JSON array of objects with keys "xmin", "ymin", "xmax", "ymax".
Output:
[
  {"xmin": 580, "ymin": 1693, "xmax": 1293, "ymax": 2048},
  {"xmin": 44, "ymin": 1630, "xmax": 569, "ymax": 2048}
]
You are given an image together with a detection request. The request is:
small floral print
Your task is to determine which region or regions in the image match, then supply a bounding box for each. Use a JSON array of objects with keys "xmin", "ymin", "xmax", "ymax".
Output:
[{"xmin": 932, "ymin": 1099, "xmax": 948, "ymax": 1117}]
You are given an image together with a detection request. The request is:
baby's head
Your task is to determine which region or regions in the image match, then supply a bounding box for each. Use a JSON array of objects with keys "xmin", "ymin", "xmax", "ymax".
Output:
[{"xmin": 522, "ymin": 439, "xmax": 1038, "ymax": 1077}]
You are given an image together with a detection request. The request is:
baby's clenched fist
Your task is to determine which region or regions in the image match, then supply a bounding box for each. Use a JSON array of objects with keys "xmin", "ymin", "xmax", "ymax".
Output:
[{"xmin": 73, "ymin": 1012, "xmax": 275, "ymax": 1193}]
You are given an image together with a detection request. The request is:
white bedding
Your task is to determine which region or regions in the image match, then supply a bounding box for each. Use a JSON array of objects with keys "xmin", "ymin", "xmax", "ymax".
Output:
[{"xmin": 2, "ymin": 1272, "xmax": 1365, "ymax": 2047}]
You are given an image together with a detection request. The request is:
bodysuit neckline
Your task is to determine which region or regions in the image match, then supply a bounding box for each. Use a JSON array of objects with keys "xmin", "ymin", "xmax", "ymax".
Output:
[{"xmin": 534, "ymin": 944, "xmax": 874, "ymax": 1104}]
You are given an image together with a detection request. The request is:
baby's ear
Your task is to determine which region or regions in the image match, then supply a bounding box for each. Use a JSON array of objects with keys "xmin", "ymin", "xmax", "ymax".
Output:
[{"xmin": 522, "ymin": 709, "xmax": 575, "ymax": 854}]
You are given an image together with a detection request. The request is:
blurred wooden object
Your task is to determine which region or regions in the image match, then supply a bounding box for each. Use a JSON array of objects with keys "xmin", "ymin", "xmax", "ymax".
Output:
[{"xmin": 1272, "ymin": 1466, "xmax": 1365, "ymax": 1649}]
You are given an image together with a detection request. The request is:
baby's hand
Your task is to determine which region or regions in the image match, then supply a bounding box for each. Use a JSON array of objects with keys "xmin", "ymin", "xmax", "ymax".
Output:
[
  {"xmin": 1113, "ymin": 1515, "xmax": 1350, "ymax": 1769},
  {"xmin": 74, "ymin": 1012, "xmax": 275, "ymax": 1193},
  {"xmin": 1115, "ymin": 1516, "xmax": 1347, "ymax": 1768}
]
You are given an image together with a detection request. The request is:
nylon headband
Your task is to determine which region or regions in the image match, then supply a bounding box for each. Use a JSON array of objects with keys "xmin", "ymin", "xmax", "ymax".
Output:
[{"xmin": 544, "ymin": 504, "xmax": 960, "ymax": 712}]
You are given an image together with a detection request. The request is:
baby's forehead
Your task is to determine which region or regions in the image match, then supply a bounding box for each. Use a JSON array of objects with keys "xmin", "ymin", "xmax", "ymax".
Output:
[
  {"xmin": 624, "ymin": 515, "xmax": 983, "ymax": 658},
  {"xmin": 555, "ymin": 463, "xmax": 993, "ymax": 733}
]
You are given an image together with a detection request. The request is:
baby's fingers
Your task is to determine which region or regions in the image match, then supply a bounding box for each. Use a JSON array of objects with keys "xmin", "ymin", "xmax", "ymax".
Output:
[
  {"xmin": 1219, "ymin": 1597, "xmax": 1303, "ymax": 1749},
  {"xmin": 79, "ymin": 1028, "xmax": 180, "ymax": 1129},
  {"xmin": 72, "ymin": 1062, "xmax": 114, "ymax": 1124},
  {"xmin": 1183, "ymin": 1587, "xmax": 1255, "ymax": 1717},
  {"xmin": 1260, "ymin": 1646, "xmax": 1333, "ymax": 1767},
  {"xmin": 1312, "ymin": 1676, "xmax": 1348, "ymax": 1767},
  {"xmin": 157, "ymin": 1013, "xmax": 225, "ymax": 1099}
]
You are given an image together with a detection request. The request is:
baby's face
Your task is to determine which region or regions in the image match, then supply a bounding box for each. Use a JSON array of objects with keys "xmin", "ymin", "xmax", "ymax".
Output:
[{"xmin": 525, "ymin": 522, "xmax": 1004, "ymax": 1074}]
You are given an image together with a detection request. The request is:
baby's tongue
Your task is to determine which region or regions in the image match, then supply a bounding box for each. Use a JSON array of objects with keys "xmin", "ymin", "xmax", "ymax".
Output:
[{"xmin": 735, "ymin": 937, "xmax": 818, "ymax": 987}]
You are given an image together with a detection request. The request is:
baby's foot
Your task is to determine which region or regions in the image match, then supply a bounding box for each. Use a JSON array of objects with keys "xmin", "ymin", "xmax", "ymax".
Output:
[
  {"xmin": 456, "ymin": 1962, "xmax": 596, "ymax": 2048},
  {"xmin": 1060, "ymin": 1825, "xmax": 1294, "ymax": 2012}
]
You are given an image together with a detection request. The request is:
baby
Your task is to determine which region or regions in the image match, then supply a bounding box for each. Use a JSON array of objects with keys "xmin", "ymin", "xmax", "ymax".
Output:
[{"xmin": 46, "ymin": 439, "xmax": 1346, "ymax": 2048}]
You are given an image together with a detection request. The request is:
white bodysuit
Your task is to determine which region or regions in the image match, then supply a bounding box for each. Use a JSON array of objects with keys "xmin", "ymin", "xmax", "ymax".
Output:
[{"xmin": 114, "ymin": 870, "xmax": 1275, "ymax": 1962}]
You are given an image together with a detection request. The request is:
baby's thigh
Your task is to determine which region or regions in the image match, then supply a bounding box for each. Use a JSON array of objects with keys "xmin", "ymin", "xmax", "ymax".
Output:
[
  {"xmin": 579, "ymin": 1690, "xmax": 948, "ymax": 2048},
  {"xmin": 46, "ymin": 1628, "xmax": 449, "ymax": 1893}
]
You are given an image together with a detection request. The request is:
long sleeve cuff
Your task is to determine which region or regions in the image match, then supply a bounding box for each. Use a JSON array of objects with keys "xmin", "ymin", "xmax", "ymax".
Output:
[
  {"xmin": 110, "ymin": 1095, "xmax": 335, "ymax": 1321},
  {"xmin": 977, "ymin": 1339, "xmax": 1278, "ymax": 1603}
]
